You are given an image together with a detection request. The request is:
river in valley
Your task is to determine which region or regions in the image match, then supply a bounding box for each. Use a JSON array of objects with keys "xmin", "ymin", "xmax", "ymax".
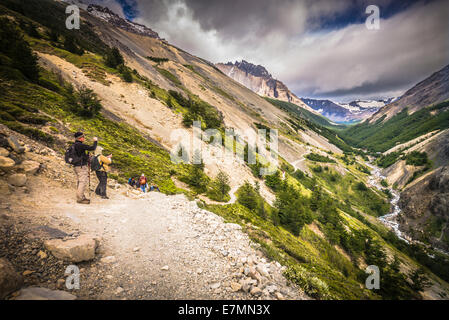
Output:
[{"xmin": 365, "ymin": 162, "xmax": 411, "ymax": 243}]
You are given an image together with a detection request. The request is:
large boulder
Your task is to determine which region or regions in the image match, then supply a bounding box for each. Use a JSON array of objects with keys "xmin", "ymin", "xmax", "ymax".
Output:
[
  {"xmin": 0, "ymin": 156, "xmax": 15, "ymax": 171},
  {"xmin": 8, "ymin": 173, "xmax": 27, "ymax": 187},
  {"xmin": 0, "ymin": 147, "xmax": 9, "ymax": 157},
  {"xmin": 18, "ymin": 160, "xmax": 40, "ymax": 175},
  {"xmin": 0, "ymin": 258, "xmax": 24, "ymax": 299},
  {"xmin": 44, "ymin": 235, "xmax": 98, "ymax": 263},
  {"xmin": 14, "ymin": 287, "xmax": 76, "ymax": 300},
  {"xmin": 7, "ymin": 136, "xmax": 25, "ymax": 154}
]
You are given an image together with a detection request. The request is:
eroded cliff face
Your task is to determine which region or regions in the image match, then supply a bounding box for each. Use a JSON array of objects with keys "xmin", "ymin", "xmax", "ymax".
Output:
[
  {"xmin": 216, "ymin": 61, "xmax": 316, "ymax": 113},
  {"xmin": 399, "ymin": 166, "xmax": 449, "ymax": 251}
]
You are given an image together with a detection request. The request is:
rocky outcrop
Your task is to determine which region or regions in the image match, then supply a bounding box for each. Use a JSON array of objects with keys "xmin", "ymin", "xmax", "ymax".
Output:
[
  {"xmin": 7, "ymin": 173, "xmax": 27, "ymax": 187},
  {"xmin": 0, "ymin": 156, "xmax": 15, "ymax": 171},
  {"xmin": 86, "ymin": 4, "xmax": 159, "ymax": 39},
  {"xmin": 0, "ymin": 258, "xmax": 23, "ymax": 299},
  {"xmin": 216, "ymin": 60, "xmax": 316, "ymax": 113},
  {"xmin": 44, "ymin": 235, "xmax": 99, "ymax": 263},
  {"xmin": 399, "ymin": 166, "xmax": 449, "ymax": 251},
  {"xmin": 14, "ymin": 287, "xmax": 76, "ymax": 300}
]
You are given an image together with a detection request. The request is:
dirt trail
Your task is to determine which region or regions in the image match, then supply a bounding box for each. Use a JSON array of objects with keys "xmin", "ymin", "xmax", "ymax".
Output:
[{"xmin": 2, "ymin": 155, "xmax": 304, "ymax": 300}]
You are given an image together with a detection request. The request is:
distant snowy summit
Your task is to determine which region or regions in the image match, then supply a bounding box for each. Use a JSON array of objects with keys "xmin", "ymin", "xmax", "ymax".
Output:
[{"xmin": 301, "ymin": 97, "xmax": 398, "ymax": 124}]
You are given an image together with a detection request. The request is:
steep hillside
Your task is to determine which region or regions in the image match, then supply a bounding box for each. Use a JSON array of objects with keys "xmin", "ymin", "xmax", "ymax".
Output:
[
  {"xmin": 1, "ymin": 0, "xmax": 449, "ymax": 301},
  {"xmin": 399, "ymin": 166, "xmax": 449, "ymax": 252},
  {"xmin": 370, "ymin": 64, "xmax": 449, "ymax": 123}
]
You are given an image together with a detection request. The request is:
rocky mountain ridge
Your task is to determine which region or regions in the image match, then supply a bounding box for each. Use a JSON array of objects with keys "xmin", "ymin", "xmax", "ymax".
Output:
[
  {"xmin": 86, "ymin": 4, "xmax": 159, "ymax": 39},
  {"xmin": 215, "ymin": 60, "xmax": 317, "ymax": 114},
  {"xmin": 369, "ymin": 64, "xmax": 449, "ymax": 123}
]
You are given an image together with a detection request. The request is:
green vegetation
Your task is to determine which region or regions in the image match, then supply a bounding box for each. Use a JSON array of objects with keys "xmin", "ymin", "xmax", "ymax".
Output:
[
  {"xmin": 0, "ymin": 17, "xmax": 39, "ymax": 82},
  {"xmin": 264, "ymin": 98, "xmax": 355, "ymax": 153},
  {"xmin": 305, "ymin": 153, "xmax": 336, "ymax": 163},
  {"xmin": 264, "ymin": 97, "xmax": 338, "ymax": 129},
  {"xmin": 1, "ymin": 0, "xmax": 109, "ymax": 55},
  {"xmin": 206, "ymin": 170, "xmax": 231, "ymax": 202},
  {"xmin": 68, "ymin": 84, "xmax": 102, "ymax": 118},
  {"xmin": 377, "ymin": 152, "xmax": 402, "ymax": 168},
  {"xmin": 179, "ymin": 149, "xmax": 209, "ymax": 194},
  {"xmin": 155, "ymin": 66, "xmax": 182, "ymax": 86},
  {"xmin": 405, "ymin": 151, "xmax": 429, "ymax": 166},
  {"xmin": 341, "ymin": 103, "xmax": 449, "ymax": 152},
  {"xmin": 146, "ymin": 56, "xmax": 169, "ymax": 63}
]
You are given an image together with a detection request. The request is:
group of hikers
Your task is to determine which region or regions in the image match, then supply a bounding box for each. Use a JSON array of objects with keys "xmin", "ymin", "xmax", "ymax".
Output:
[
  {"xmin": 66, "ymin": 131, "xmax": 158, "ymax": 204},
  {"xmin": 128, "ymin": 175, "xmax": 160, "ymax": 193}
]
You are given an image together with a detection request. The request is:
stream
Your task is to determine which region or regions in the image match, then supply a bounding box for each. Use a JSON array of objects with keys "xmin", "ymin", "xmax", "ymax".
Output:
[
  {"xmin": 365, "ymin": 162, "xmax": 410, "ymax": 243},
  {"xmin": 365, "ymin": 163, "xmax": 449, "ymax": 257}
]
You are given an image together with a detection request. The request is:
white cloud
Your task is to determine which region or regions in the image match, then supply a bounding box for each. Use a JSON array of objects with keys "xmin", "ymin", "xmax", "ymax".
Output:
[{"xmin": 119, "ymin": 0, "xmax": 449, "ymax": 100}]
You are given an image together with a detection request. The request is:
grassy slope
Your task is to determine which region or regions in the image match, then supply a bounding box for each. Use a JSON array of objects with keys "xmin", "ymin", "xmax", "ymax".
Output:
[{"xmin": 340, "ymin": 101, "xmax": 449, "ymax": 152}]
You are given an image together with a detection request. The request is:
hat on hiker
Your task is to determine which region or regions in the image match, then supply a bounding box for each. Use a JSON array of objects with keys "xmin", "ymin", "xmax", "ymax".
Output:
[
  {"xmin": 74, "ymin": 132, "xmax": 84, "ymax": 139},
  {"xmin": 141, "ymin": 173, "xmax": 145, "ymax": 177}
]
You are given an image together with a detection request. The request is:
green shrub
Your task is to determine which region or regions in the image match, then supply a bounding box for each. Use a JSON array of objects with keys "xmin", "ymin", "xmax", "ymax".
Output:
[
  {"xmin": 104, "ymin": 47, "xmax": 124, "ymax": 69},
  {"xmin": 0, "ymin": 17, "xmax": 39, "ymax": 82},
  {"xmin": 207, "ymin": 170, "xmax": 231, "ymax": 202},
  {"xmin": 377, "ymin": 152, "xmax": 402, "ymax": 168},
  {"xmin": 306, "ymin": 153, "xmax": 336, "ymax": 163},
  {"xmin": 73, "ymin": 85, "xmax": 102, "ymax": 118},
  {"xmin": 355, "ymin": 182, "xmax": 368, "ymax": 191},
  {"xmin": 237, "ymin": 181, "xmax": 259, "ymax": 211},
  {"xmin": 405, "ymin": 151, "xmax": 429, "ymax": 166},
  {"xmin": 283, "ymin": 265, "xmax": 331, "ymax": 299},
  {"xmin": 147, "ymin": 56, "xmax": 169, "ymax": 63}
]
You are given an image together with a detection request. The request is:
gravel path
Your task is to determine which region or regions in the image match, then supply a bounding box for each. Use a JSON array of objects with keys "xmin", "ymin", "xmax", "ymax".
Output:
[{"xmin": 3, "ymin": 175, "xmax": 304, "ymax": 300}]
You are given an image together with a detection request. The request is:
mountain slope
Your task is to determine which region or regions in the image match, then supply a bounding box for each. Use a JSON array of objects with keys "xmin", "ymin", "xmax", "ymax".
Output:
[
  {"xmin": 370, "ymin": 64, "xmax": 449, "ymax": 123},
  {"xmin": 341, "ymin": 64, "xmax": 449, "ymax": 153}
]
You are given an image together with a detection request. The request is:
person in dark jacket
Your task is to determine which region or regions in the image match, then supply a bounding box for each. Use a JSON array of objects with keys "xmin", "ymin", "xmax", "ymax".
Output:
[{"xmin": 73, "ymin": 132, "xmax": 97, "ymax": 204}]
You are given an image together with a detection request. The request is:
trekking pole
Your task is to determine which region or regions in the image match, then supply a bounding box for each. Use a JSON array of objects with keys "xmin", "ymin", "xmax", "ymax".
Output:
[{"xmin": 88, "ymin": 155, "xmax": 91, "ymax": 199}]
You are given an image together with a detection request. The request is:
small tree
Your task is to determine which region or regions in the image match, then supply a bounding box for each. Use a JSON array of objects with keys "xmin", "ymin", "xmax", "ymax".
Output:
[
  {"xmin": 75, "ymin": 85, "xmax": 102, "ymax": 117},
  {"xmin": 214, "ymin": 170, "xmax": 230, "ymax": 198},
  {"xmin": 237, "ymin": 181, "xmax": 258, "ymax": 210},
  {"xmin": 409, "ymin": 268, "xmax": 431, "ymax": 292},
  {"xmin": 105, "ymin": 47, "xmax": 124, "ymax": 69},
  {"xmin": 120, "ymin": 66, "xmax": 133, "ymax": 82}
]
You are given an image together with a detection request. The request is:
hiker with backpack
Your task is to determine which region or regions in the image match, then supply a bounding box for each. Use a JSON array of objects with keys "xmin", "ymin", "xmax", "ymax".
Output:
[
  {"xmin": 139, "ymin": 174, "xmax": 148, "ymax": 193},
  {"xmin": 92, "ymin": 146, "xmax": 112, "ymax": 199},
  {"xmin": 66, "ymin": 132, "xmax": 97, "ymax": 204}
]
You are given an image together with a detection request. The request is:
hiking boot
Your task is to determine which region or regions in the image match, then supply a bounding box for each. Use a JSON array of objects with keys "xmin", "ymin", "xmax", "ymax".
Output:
[
  {"xmin": 77, "ymin": 198, "xmax": 90, "ymax": 204},
  {"xmin": 101, "ymin": 196, "xmax": 109, "ymax": 199}
]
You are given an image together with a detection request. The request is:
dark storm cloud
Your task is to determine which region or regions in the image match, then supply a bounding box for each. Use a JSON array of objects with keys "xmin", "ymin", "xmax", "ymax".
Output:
[{"xmin": 103, "ymin": 0, "xmax": 449, "ymax": 100}]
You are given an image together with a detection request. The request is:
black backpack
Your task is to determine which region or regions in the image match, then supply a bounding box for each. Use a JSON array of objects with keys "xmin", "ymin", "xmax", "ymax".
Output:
[
  {"xmin": 65, "ymin": 144, "xmax": 82, "ymax": 166},
  {"xmin": 90, "ymin": 155, "xmax": 103, "ymax": 171}
]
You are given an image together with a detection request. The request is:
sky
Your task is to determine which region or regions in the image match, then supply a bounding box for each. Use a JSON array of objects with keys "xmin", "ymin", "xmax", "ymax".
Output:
[{"xmin": 91, "ymin": 0, "xmax": 448, "ymax": 102}]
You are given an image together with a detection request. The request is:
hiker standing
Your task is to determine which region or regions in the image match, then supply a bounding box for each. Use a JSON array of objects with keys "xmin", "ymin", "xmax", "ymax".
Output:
[
  {"xmin": 93, "ymin": 146, "xmax": 112, "ymax": 199},
  {"xmin": 73, "ymin": 132, "xmax": 97, "ymax": 204},
  {"xmin": 139, "ymin": 174, "xmax": 148, "ymax": 193}
]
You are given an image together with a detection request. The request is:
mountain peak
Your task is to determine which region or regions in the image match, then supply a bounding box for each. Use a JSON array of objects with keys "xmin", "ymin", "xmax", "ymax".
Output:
[
  {"xmin": 216, "ymin": 60, "xmax": 318, "ymax": 114},
  {"xmin": 224, "ymin": 60, "xmax": 272, "ymax": 79},
  {"xmin": 86, "ymin": 4, "xmax": 159, "ymax": 39}
]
